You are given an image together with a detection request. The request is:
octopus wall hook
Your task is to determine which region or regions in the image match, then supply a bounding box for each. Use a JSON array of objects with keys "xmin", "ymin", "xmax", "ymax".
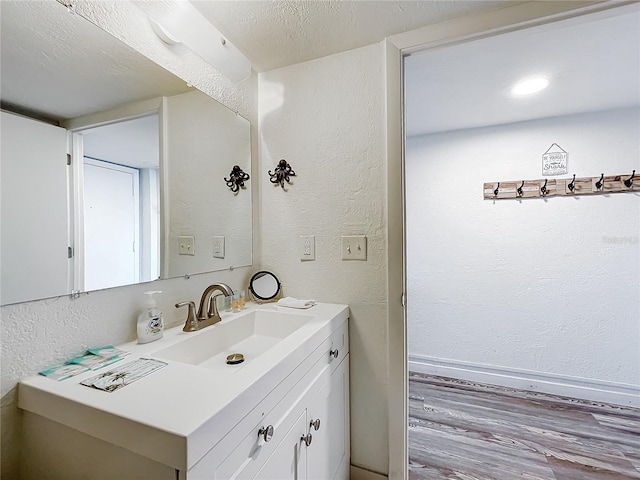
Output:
[
  {"xmin": 269, "ymin": 159, "xmax": 296, "ymax": 189},
  {"xmin": 224, "ymin": 165, "xmax": 250, "ymax": 193}
]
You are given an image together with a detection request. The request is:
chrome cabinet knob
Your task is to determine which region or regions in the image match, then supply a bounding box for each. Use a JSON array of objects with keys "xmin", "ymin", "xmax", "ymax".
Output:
[
  {"xmin": 310, "ymin": 419, "xmax": 321, "ymax": 431},
  {"xmin": 330, "ymin": 349, "xmax": 339, "ymax": 359},
  {"xmin": 301, "ymin": 433, "xmax": 313, "ymax": 446},
  {"xmin": 258, "ymin": 425, "xmax": 274, "ymax": 442}
]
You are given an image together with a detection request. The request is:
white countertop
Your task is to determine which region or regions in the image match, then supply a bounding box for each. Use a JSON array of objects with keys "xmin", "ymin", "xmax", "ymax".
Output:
[{"xmin": 19, "ymin": 302, "xmax": 349, "ymax": 471}]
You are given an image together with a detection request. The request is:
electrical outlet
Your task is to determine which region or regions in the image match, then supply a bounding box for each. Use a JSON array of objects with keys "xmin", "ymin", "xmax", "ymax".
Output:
[
  {"xmin": 212, "ymin": 236, "xmax": 225, "ymax": 259},
  {"xmin": 298, "ymin": 235, "xmax": 315, "ymax": 261},
  {"xmin": 341, "ymin": 235, "xmax": 366, "ymax": 260},
  {"xmin": 178, "ymin": 235, "xmax": 195, "ymax": 256}
]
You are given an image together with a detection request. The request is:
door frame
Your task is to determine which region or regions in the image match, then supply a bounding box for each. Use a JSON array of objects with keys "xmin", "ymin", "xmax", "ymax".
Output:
[
  {"xmin": 383, "ymin": 1, "xmax": 635, "ymax": 478},
  {"xmin": 65, "ymin": 97, "xmax": 162, "ymax": 293}
]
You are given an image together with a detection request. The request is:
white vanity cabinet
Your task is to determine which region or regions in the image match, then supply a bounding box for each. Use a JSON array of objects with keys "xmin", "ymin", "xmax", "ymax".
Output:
[
  {"xmin": 188, "ymin": 321, "xmax": 349, "ymax": 480},
  {"xmin": 230, "ymin": 357, "xmax": 349, "ymax": 480},
  {"xmin": 252, "ymin": 356, "xmax": 349, "ymax": 480},
  {"xmin": 18, "ymin": 304, "xmax": 350, "ymax": 480}
]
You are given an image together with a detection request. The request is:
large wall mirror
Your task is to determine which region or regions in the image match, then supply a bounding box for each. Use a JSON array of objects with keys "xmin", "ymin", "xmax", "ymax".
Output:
[{"xmin": 0, "ymin": 0, "xmax": 252, "ymax": 305}]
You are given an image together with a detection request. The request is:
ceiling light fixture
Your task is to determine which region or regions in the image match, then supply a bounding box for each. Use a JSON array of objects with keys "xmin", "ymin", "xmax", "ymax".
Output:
[{"xmin": 511, "ymin": 76, "xmax": 549, "ymax": 97}]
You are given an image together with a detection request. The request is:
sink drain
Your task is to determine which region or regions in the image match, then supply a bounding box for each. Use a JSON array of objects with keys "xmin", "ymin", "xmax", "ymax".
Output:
[{"xmin": 226, "ymin": 353, "xmax": 245, "ymax": 365}]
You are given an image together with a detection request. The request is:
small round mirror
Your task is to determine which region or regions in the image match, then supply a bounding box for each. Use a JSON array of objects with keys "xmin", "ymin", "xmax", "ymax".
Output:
[{"xmin": 249, "ymin": 271, "xmax": 281, "ymax": 301}]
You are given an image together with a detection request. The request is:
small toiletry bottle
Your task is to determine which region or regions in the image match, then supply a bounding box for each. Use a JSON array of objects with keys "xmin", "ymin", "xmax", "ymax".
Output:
[
  {"xmin": 216, "ymin": 294, "xmax": 226, "ymax": 313},
  {"xmin": 239, "ymin": 290, "xmax": 246, "ymax": 310},
  {"xmin": 137, "ymin": 291, "xmax": 164, "ymax": 344},
  {"xmin": 224, "ymin": 295, "xmax": 232, "ymax": 312},
  {"xmin": 232, "ymin": 291, "xmax": 240, "ymax": 313}
]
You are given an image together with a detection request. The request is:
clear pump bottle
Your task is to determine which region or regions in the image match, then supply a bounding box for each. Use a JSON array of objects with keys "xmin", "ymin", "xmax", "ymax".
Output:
[{"xmin": 137, "ymin": 291, "xmax": 164, "ymax": 344}]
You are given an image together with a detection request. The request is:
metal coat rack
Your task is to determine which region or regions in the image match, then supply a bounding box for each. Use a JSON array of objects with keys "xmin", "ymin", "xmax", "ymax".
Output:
[{"xmin": 484, "ymin": 171, "xmax": 638, "ymax": 200}]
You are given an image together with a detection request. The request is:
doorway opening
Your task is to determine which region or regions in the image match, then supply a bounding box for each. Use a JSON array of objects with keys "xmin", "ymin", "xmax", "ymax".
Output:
[
  {"xmin": 404, "ymin": 6, "xmax": 640, "ymax": 479},
  {"xmin": 72, "ymin": 114, "xmax": 160, "ymax": 292}
]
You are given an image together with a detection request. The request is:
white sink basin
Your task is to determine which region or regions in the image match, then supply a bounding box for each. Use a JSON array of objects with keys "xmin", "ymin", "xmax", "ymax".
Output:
[
  {"xmin": 152, "ymin": 309, "xmax": 312, "ymax": 371},
  {"xmin": 18, "ymin": 302, "xmax": 349, "ymax": 473}
]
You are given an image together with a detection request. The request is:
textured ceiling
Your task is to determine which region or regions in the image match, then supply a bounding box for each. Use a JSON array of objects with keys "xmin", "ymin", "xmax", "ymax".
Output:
[
  {"xmin": 0, "ymin": 0, "xmax": 189, "ymax": 123},
  {"xmin": 1, "ymin": 0, "xmax": 517, "ymax": 123},
  {"xmin": 405, "ymin": 6, "xmax": 640, "ymax": 136},
  {"xmin": 191, "ymin": 0, "xmax": 517, "ymax": 72},
  {"xmin": 7, "ymin": 0, "xmax": 637, "ymax": 141}
]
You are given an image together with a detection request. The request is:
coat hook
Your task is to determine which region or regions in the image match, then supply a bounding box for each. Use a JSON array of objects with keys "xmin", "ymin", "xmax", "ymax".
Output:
[
  {"xmin": 595, "ymin": 173, "xmax": 605, "ymax": 190},
  {"xmin": 493, "ymin": 182, "xmax": 500, "ymax": 197},
  {"xmin": 224, "ymin": 165, "xmax": 250, "ymax": 193},
  {"xmin": 517, "ymin": 180, "xmax": 524, "ymax": 197},
  {"xmin": 624, "ymin": 170, "xmax": 635, "ymax": 188},
  {"xmin": 568, "ymin": 174, "xmax": 576, "ymax": 192},
  {"xmin": 269, "ymin": 159, "xmax": 296, "ymax": 189},
  {"xmin": 541, "ymin": 179, "xmax": 548, "ymax": 196}
]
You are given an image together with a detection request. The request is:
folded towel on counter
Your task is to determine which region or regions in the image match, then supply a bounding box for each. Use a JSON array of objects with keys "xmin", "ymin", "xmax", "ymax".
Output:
[{"xmin": 276, "ymin": 297, "xmax": 317, "ymax": 309}]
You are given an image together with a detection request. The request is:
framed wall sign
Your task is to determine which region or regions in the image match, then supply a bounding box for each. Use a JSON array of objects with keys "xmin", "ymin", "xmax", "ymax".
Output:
[{"xmin": 542, "ymin": 143, "xmax": 568, "ymax": 176}]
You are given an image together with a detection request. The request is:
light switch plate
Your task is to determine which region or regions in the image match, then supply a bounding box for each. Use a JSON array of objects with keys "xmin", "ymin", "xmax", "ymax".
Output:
[
  {"xmin": 298, "ymin": 235, "xmax": 315, "ymax": 261},
  {"xmin": 178, "ymin": 235, "xmax": 195, "ymax": 256},
  {"xmin": 341, "ymin": 235, "xmax": 366, "ymax": 260},
  {"xmin": 212, "ymin": 236, "xmax": 225, "ymax": 258}
]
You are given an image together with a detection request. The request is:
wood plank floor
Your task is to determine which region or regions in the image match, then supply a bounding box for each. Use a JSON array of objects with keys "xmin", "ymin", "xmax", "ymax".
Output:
[{"xmin": 408, "ymin": 372, "xmax": 640, "ymax": 480}]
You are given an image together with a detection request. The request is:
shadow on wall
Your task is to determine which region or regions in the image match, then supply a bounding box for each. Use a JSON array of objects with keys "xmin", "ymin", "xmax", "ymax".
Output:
[
  {"xmin": 1, "ymin": 388, "xmax": 23, "ymax": 478},
  {"xmin": 258, "ymin": 79, "xmax": 284, "ymax": 123}
]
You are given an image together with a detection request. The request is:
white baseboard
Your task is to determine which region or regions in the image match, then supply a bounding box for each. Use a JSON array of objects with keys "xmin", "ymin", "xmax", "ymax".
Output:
[
  {"xmin": 409, "ymin": 354, "xmax": 640, "ymax": 408},
  {"xmin": 350, "ymin": 464, "xmax": 388, "ymax": 480}
]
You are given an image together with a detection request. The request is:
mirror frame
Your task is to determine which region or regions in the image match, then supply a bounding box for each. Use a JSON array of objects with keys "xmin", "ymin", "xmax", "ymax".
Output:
[{"xmin": 248, "ymin": 271, "xmax": 282, "ymax": 302}]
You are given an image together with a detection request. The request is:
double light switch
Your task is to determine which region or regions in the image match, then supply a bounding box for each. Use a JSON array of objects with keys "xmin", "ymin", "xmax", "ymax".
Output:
[{"xmin": 341, "ymin": 235, "xmax": 367, "ymax": 260}]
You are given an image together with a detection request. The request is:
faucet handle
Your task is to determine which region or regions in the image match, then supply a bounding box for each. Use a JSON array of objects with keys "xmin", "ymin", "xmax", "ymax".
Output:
[{"xmin": 176, "ymin": 301, "xmax": 198, "ymax": 332}]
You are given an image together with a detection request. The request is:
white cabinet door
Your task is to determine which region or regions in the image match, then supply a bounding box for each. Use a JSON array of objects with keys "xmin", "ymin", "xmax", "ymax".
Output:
[
  {"xmin": 306, "ymin": 355, "xmax": 350, "ymax": 480},
  {"xmin": 83, "ymin": 158, "xmax": 139, "ymax": 290},
  {"xmin": 253, "ymin": 410, "xmax": 307, "ymax": 480},
  {"xmin": 1, "ymin": 111, "xmax": 69, "ymax": 304}
]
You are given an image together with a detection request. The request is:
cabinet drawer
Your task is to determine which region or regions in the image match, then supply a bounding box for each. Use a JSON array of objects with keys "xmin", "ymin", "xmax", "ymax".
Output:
[
  {"xmin": 188, "ymin": 320, "xmax": 348, "ymax": 479},
  {"xmin": 327, "ymin": 319, "xmax": 348, "ymax": 372},
  {"xmin": 215, "ymin": 392, "xmax": 309, "ymax": 479}
]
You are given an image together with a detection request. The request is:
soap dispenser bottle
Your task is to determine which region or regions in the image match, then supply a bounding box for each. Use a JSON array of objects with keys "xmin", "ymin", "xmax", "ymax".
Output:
[{"xmin": 137, "ymin": 291, "xmax": 164, "ymax": 344}]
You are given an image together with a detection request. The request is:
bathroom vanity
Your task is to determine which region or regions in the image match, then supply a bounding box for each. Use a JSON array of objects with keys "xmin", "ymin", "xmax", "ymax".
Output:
[{"xmin": 18, "ymin": 303, "xmax": 349, "ymax": 480}]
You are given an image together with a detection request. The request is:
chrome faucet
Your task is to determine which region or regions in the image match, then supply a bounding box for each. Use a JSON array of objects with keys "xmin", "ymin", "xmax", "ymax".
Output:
[{"xmin": 176, "ymin": 283, "xmax": 234, "ymax": 332}]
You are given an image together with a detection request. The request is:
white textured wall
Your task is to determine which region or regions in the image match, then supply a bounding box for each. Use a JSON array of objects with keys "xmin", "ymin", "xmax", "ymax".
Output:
[
  {"xmin": 165, "ymin": 89, "xmax": 252, "ymax": 277},
  {"xmin": 259, "ymin": 44, "xmax": 389, "ymax": 476},
  {"xmin": 407, "ymin": 108, "xmax": 640, "ymax": 386},
  {"xmin": 0, "ymin": 1, "xmax": 258, "ymax": 477}
]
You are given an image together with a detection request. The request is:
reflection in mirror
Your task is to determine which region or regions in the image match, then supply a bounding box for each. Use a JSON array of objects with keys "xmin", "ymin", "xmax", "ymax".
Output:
[
  {"xmin": 248, "ymin": 271, "xmax": 282, "ymax": 302},
  {"xmin": 81, "ymin": 115, "xmax": 161, "ymax": 290},
  {"xmin": 0, "ymin": 0, "xmax": 252, "ymax": 306},
  {"xmin": 163, "ymin": 90, "xmax": 251, "ymax": 279}
]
